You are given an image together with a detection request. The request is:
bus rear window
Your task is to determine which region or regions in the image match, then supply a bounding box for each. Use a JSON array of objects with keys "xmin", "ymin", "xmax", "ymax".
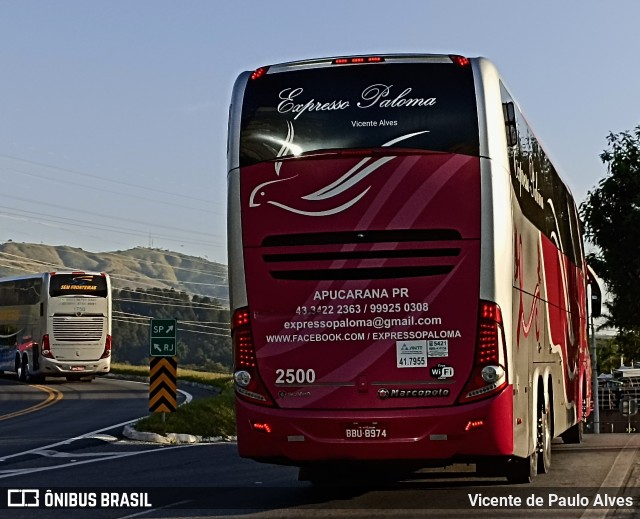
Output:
[
  {"xmin": 49, "ymin": 274, "xmax": 108, "ymax": 298},
  {"xmin": 240, "ymin": 62, "xmax": 479, "ymax": 167}
]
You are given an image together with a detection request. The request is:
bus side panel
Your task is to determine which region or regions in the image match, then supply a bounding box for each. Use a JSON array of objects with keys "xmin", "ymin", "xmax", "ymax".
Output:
[
  {"xmin": 511, "ymin": 212, "xmax": 539, "ymax": 458},
  {"xmin": 511, "ymin": 183, "xmax": 588, "ymax": 449},
  {"xmin": 540, "ymin": 234, "xmax": 588, "ymax": 432}
]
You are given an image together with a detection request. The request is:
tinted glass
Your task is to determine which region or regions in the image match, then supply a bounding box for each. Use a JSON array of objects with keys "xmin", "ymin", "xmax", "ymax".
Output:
[
  {"xmin": 0, "ymin": 278, "xmax": 42, "ymax": 306},
  {"xmin": 240, "ymin": 62, "xmax": 479, "ymax": 167},
  {"xmin": 501, "ymin": 83, "xmax": 582, "ymax": 266},
  {"xmin": 49, "ymin": 274, "xmax": 108, "ymax": 297}
]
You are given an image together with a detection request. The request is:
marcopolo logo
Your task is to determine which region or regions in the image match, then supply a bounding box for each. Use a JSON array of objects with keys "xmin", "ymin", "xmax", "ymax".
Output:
[
  {"xmin": 377, "ymin": 387, "xmax": 450, "ymax": 399},
  {"xmin": 278, "ymin": 390, "xmax": 311, "ymax": 399}
]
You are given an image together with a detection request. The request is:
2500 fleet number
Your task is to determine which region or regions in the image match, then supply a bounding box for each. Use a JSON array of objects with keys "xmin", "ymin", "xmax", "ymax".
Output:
[{"xmin": 275, "ymin": 368, "xmax": 316, "ymax": 385}]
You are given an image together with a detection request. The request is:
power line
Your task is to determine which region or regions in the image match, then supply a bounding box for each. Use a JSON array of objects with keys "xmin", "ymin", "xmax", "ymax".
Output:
[
  {"xmin": 3, "ymin": 165, "xmax": 223, "ymax": 217},
  {"xmin": 0, "ymin": 250, "xmax": 229, "ymax": 302},
  {"xmin": 112, "ymin": 317, "xmax": 230, "ymax": 338},
  {"xmin": 0, "ymin": 153, "xmax": 214, "ymax": 205},
  {"xmin": 0, "ymin": 203, "xmax": 223, "ymax": 245}
]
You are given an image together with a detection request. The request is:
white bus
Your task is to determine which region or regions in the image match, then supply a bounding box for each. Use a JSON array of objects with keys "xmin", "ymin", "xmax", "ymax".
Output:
[{"xmin": 0, "ymin": 271, "xmax": 112, "ymax": 382}]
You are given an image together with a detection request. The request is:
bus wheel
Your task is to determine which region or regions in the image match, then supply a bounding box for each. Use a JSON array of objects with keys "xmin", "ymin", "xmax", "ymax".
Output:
[
  {"xmin": 537, "ymin": 400, "xmax": 552, "ymax": 474},
  {"xmin": 298, "ymin": 466, "xmax": 334, "ymax": 486},
  {"xmin": 20, "ymin": 356, "xmax": 30, "ymax": 383},
  {"xmin": 505, "ymin": 452, "xmax": 536, "ymax": 484},
  {"xmin": 15, "ymin": 356, "xmax": 23, "ymax": 381},
  {"xmin": 561, "ymin": 421, "xmax": 583, "ymax": 444}
]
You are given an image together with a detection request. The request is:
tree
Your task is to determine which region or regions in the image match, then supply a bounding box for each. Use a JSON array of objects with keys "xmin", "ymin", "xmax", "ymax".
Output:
[
  {"xmin": 581, "ymin": 125, "xmax": 640, "ymax": 363},
  {"xmin": 111, "ymin": 287, "xmax": 231, "ymax": 370}
]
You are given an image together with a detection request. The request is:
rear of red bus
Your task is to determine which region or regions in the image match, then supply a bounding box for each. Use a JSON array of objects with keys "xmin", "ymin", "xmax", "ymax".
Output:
[{"xmin": 227, "ymin": 55, "xmax": 512, "ymax": 471}]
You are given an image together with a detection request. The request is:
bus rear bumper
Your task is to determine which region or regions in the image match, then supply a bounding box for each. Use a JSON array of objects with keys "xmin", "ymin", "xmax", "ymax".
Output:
[
  {"xmin": 37, "ymin": 357, "xmax": 110, "ymax": 377},
  {"xmin": 236, "ymin": 387, "xmax": 514, "ymax": 465}
]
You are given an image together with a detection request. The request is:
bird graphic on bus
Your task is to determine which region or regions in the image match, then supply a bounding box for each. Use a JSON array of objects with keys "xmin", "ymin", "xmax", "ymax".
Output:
[{"xmin": 248, "ymin": 127, "xmax": 430, "ymax": 216}]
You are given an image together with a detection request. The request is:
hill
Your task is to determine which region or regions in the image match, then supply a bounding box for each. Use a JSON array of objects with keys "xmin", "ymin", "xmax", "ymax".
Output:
[{"xmin": 0, "ymin": 241, "xmax": 229, "ymax": 303}]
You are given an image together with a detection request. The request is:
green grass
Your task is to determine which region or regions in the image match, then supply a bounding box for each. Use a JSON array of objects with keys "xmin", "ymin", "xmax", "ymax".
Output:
[
  {"xmin": 110, "ymin": 362, "xmax": 236, "ymax": 438},
  {"xmin": 135, "ymin": 384, "xmax": 236, "ymax": 438}
]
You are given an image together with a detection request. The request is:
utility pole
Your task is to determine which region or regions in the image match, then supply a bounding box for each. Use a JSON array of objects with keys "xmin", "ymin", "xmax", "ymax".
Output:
[
  {"xmin": 591, "ymin": 311, "xmax": 599, "ymax": 434},
  {"xmin": 588, "ymin": 267, "xmax": 602, "ymax": 434}
]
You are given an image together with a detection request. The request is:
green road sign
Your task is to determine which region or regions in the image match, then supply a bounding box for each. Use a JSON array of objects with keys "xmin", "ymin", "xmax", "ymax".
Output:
[{"xmin": 150, "ymin": 319, "xmax": 177, "ymax": 357}]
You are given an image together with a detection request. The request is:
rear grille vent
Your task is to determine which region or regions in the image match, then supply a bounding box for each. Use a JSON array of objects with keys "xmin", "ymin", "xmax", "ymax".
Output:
[
  {"xmin": 261, "ymin": 229, "xmax": 463, "ymax": 281},
  {"xmin": 53, "ymin": 316, "xmax": 104, "ymax": 342},
  {"xmin": 262, "ymin": 229, "xmax": 461, "ymax": 246},
  {"xmin": 272, "ymin": 265, "xmax": 453, "ymax": 281},
  {"xmin": 264, "ymin": 248, "xmax": 460, "ymax": 263}
]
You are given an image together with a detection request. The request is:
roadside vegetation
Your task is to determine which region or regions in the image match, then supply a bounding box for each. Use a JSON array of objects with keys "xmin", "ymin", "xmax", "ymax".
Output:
[
  {"xmin": 110, "ymin": 362, "xmax": 236, "ymax": 438},
  {"xmin": 581, "ymin": 125, "xmax": 640, "ymax": 365}
]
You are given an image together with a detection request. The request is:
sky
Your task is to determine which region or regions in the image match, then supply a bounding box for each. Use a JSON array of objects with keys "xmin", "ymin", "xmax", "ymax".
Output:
[{"xmin": 1, "ymin": 0, "xmax": 639, "ymax": 266}]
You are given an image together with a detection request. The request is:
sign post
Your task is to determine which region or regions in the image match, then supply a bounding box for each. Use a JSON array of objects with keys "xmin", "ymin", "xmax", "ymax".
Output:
[
  {"xmin": 149, "ymin": 319, "xmax": 177, "ymax": 357},
  {"xmin": 149, "ymin": 319, "xmax": 178, "ymax": 416},
  {"xmin": 620, "ymin": 397, "xmax": 638, "ymax": 434}
]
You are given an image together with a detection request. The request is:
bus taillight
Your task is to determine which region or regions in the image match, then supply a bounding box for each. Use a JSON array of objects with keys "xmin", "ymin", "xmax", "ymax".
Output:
[
  {"xmin": 41, "ymin": 334, "xmax": 54, "ymax": 359},
  {"xmin": 450, "ymin": 55, "xmax": 470, "ymax": 67},
  {"xmin": 100, "ymin": 335, "xmax": 112, "ymax": 359},
  {"xmin": 250, "ymin": 67, "xmax": 269, "ymax": 80},
  {"xmin": 458, "ymin": 301, "xmax": 507, "ymax": 403},
  {"xmin": 332, "ymin": 56, "xmax": 384, "ymax": 65},
  {"xmin": 232, "ymin": 307, "xmax": 274, "ymax": 407}
]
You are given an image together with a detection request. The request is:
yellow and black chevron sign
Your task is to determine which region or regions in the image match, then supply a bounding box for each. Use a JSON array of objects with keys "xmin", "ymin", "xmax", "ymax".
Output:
[{"xmin": 149, "ymin": 356, "xmax": 177, "ymax": 413}]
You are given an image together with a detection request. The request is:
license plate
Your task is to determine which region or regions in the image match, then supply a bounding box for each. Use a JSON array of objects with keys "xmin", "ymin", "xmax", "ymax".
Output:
[
  {"xmin": 345, "ymin": 423, "xmax": 388, "ymax": 439},
  {"xmin": 70, "ymin": 366, "xmax": 86, "ymax": 371}
]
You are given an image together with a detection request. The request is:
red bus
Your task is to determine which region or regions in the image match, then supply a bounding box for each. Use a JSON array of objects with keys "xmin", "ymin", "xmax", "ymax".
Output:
[{"xmin": 227, "ymin": 54, "xmax": 592, "ymax": 483}]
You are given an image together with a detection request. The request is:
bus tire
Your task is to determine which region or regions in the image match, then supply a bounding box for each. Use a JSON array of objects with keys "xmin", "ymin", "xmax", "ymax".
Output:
[
  {"xmin": 506, "ymin": 398, "xmax": 543, "ymax": 483},
  {"xmin": 298, "ymin": 466, "xmax": 334, "ymax": 486},
  {"xmin": 561, "ymin": 421, "xmax": 583, "ymax": 444},
  {"xmin": 20, "ymin": 355, "xmax": 30, "ymax": 383},
  {"xmin": 505, "ymin": 451, "xmax": 536, "ymax": 484},
  {"xmin": 537, "ymin": 399, "xmax": 552, "ymax": 474}
]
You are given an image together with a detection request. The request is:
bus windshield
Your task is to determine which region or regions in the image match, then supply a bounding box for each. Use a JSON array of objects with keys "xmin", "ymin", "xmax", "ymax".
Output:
[
  {"xmin": 49, "ymin": 274, "xmax": 109, "ymax": 298},
  {"xmin": 240, "ymin": 61, "xmax": 479, "ymax": 166}
]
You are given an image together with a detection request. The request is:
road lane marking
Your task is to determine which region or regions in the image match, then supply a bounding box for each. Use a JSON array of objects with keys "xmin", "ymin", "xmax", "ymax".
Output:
[
  {"xmin": 118, "ymin": 500, "xmax": 193, "ymax": 518},
  {"xmin": 580, "ymin": 433, "xmax": 640, "ymax": 519},
  {"xmin": 0, "ymin": 379, "xmax": 191, "ymax": 462},
  {"xmin": 0, "ymin": 384, "xmax": 63, "ymax": 421},
  {"xmin": 0, "ymin": 443, "xmax": 209, "ymax": 479}
]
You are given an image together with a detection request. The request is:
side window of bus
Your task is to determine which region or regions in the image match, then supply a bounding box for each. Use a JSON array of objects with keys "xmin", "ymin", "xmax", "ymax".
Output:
[
  {"xmin": 503, "ymin": 101, "xmax": 518, "ymax": 147},
  {"xmin": 0, "ymin": 281, "xmax": 17, "ymax": 306}
]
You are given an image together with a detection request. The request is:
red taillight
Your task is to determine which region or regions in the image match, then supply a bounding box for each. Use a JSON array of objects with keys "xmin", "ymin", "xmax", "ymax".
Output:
[
  {"xmin": 458, "ymin": 301, "xmax": 507, "ymax": 403},
  {"xmin": 232, "ymin": 307, "xmax": 274, "ymax": 407},
  {"xmin": 41, "ymin": 334, "xmax": 54, "ymax": 359},
  {"xmin": 250, "ymin": 66, "xmax": 269, "ymax": 80},
  {"xmin": 235, "ymin": 328, "xmax": 255, "ymax": 369},
  {"xmin": 465, "ymin": 419, "xmax": 485, "ymax": 432},
  {"xmin": 333, "ymin": 56, "xmax": 384, "ymax": 65},
  {"xmin": 450, "ymin": 55, "xmax": 470, "ymax": 67},
  {"xmin": 101, "ymin": 335, "xmax": 112, "ymax": 359},
  {"xmin": 232, "ymin": 309, "xmax": 250, "ymax": 328},
  {"xmin": 251, "ymin": 421, "xmax": 273, "ymax": 434},
  {"xmin": 476, "ymin": 303, "xmax": 502, "ymax": 365}
]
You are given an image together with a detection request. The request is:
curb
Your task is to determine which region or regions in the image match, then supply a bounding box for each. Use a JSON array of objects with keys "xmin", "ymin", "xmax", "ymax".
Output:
[
  {"xmin": 122, "ymin": 424, "xmax": 236, "ymax": 445},
  {"xmin": 107, "ymin": 372, "xmax": 234, "ymax": 444}
]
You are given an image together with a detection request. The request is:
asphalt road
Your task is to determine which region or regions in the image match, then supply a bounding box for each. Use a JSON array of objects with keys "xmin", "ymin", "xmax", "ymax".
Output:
[{"xmin": 1, "ymin": 374, "xmax": 639, "ymax": 519}]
